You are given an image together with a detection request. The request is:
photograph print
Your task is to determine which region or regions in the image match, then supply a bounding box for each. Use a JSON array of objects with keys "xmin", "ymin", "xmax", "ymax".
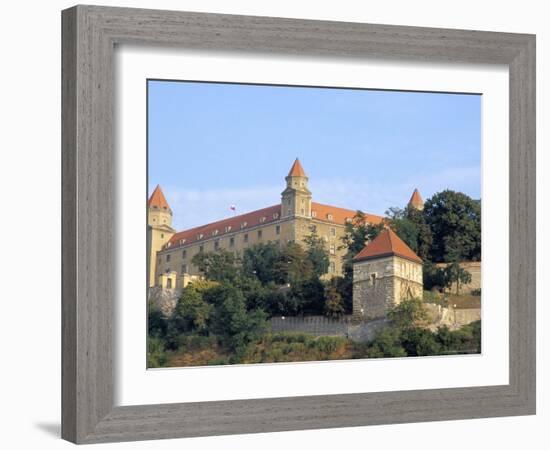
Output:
[{"xmin": 146, "ymin": 80, "xmax": 482, "ymax": 368}]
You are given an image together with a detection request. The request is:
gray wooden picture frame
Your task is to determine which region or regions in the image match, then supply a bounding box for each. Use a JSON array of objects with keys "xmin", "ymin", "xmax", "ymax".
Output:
[{"xmin": 61, "ymin": 4, "xmax": 536, "ymax": 444}]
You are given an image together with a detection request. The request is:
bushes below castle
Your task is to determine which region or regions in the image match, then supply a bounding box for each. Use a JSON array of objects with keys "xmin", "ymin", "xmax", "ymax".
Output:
[{"xmin": 148, "ymin": 298, "xmax": 481, "ymax": 367}]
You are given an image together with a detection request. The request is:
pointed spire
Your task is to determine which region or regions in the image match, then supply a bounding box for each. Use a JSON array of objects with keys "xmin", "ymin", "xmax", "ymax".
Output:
[
  {"xmin": 408, "ymin": 188, "xmax": 424, "ymax": 210},
  {"xmin": 287, "ymin": 158, "xmax": 307, "ymax": 177},
  {"xmin": 148, "ymin": 185, "xmax": 171, "ymax": 210},
  {"xmin": 353, "ymin": 228, "xmax": 422, "ymax": 263}
]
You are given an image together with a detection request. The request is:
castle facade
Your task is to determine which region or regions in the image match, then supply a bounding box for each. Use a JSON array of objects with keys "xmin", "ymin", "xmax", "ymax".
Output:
[{"xmin": 147, "ymin": 159, "xmax": 388, "ymax": 289}]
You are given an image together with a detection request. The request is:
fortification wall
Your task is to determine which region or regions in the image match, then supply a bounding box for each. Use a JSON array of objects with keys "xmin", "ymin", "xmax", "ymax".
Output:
[
  {"xmin": 424, "ymin": 303, "xmax": 481, "ymax": 330},
  {"xmin": 436, "ymin": 261, "xmax": 481, "ymax": 294},
  {"xmin": 269, "ymin": 315, "xmax": 388, "ymax": 342}
]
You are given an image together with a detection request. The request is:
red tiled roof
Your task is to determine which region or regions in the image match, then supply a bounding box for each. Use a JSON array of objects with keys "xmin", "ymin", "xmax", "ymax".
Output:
[
  {"xmin": 408, "ymin": 188, "xmax": 424, "ymax": 208},
  {"xmin": 148, "ymin": 185, "xmax": 171, "ymax": 210},
  {"xmin": 164, "ymin": 202, "xmax": 384, "ymax": 250},
  {"xmin": 311, "ymin": 202, "xmax": 383, "ymax": 225},
  {"xmin": 166, "ymin": 204, "xmax": 282, "ymax": 249},
  {"xmin": 287, "ymin": 158, "xmax": 307, "ymax": 177},
  {"xmin": 353, "ymin": 228, "xmax": 422, "ymax": 263}
]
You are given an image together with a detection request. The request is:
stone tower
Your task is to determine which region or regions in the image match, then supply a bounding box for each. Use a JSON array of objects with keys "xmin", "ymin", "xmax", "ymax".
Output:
[
  {"xmin": 408, "ymin": 188, "xmax": 424, "ymax": 211},
  {"xmin": 352, "ymin": 228, "xmax": 423, "ymax": 321},
  {"xmin": 281, "ymin": 158, "xmax": 312, "ymax": 219},
  {"xmin": 147, "ymin": 185, "xmax": 175, "ymax": 287}
]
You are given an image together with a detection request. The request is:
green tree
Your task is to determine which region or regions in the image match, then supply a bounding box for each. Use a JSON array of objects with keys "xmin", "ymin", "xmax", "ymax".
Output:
[
  {"xmin": 324, "ymin": 283, "xmax": 345, "ymax": 318},
  {"xmin": 191, "ymin": 249, "xmax": 238, "ymax": 282},
  {"xmin": 386, "ymin": 206, "xmax": 432, "ymax": 262},
  {"xmin": 274, "ymin": 242, "xmax": 314, "ymax": 284},
  {"xmin": 172, "ymin": 286, "xmax": 211, "ymax": 334},
  {"xmin": 147, "ymin": 300, "xmax": 167, "ymax": 338},
  {"xmin": 208, "ymin": 283, "xmax": 268, "ymax": 352},
  {"xmin": 303, "ymin": 226, "xmax": 330, "ymax": 277},
  {"xmin": 387, "ymin": 298, "xmax": 429, "ymax": 331},
  {"xmin": 443, "ymin": 261, "xmax": 472, "ymax": 295},
  {"xmin": 424, "ymin": 190, "xmax": 481, "ymax": 262},
  {"xmin": 242, "ymin": 242, "xmax": 282, "ymax": 283},
  {"xmin": 423, "ymin": 260, "xmax": 447, "ymax": 292}
]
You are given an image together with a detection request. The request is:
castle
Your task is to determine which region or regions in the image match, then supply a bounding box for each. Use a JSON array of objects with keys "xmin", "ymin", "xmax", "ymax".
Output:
[{"xmin": 147, "ymin": 159, "xmax": 425, "ymax": 319}]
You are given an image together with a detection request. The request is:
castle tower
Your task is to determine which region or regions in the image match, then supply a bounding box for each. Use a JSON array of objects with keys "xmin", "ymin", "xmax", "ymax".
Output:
[
  {"xmin": 281, "ymin": 158, "xmax": 312, "ymax": 218},
  {"xmin": 147, "ymin": 185, "xmax": 175, "ymax": 287},
  {"xmin": 352, "ymin": 229, "xmax": 423, "ymax": 320},
  {"xmin": 408, "ymin": 188, "xmax": 424, "ymax": 211}
]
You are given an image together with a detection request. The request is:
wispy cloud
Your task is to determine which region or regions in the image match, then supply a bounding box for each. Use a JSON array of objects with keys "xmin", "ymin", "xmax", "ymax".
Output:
[{"xmin": 165, "ymin": 165, "xmax": 480, "ymax": 232}]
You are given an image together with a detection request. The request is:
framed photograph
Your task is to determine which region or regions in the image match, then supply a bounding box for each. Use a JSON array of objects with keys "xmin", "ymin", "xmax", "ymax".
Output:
[{"xmin": 61, "ymin": 5, "xmax": 535, "ymax": 444}]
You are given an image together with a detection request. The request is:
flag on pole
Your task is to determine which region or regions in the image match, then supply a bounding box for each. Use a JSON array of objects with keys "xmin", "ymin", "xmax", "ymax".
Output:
[{"xmin": 229, "ymin": 205, "xmax": 236, "ymax": 211}]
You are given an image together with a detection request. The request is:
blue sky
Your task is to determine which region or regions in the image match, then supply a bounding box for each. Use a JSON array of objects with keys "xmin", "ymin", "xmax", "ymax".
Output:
[{"xmin": 148, "ymin": 80, "xmax": 481, "ymax": 231}]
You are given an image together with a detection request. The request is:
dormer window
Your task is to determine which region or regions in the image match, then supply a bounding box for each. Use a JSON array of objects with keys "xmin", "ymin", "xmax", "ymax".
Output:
[
  {"xmin": 212, "ymin": 229, "xmax": 219, "ymax": 236},
  {"xmin": 166, "ymin": 242, "xmax": 171, "ymax": 248},
  {"xmin": 259, "ymin": 216, "xmax": 266, "ymax": 223},
  {"xmin": 345, "ymin": 217, "xmax": 352, "ymax": 224},
  {"xmin": 179, "ymin": 238, "xmax": 186, "ymax": 245},
  {"xmin": 225, "ymin": 226, "xmax": 232, "ymax": 233},
  {"xmin": 197, "ymin": 233, "xmax": 204, "ymax": 240},
  {"xmin": 312, "ymin": 211, "xmax": 317, "ymax": 218},
  {"xmin": 273, "ymin": 213, "xmax": 279, "ymax": 219},
  {"xmin": 327, "ymin": 214, "xmax": 333, "ymax": 221},
  {"xmin": 241, "ymin": 222, "xmax": 247, "ymax": 229}
]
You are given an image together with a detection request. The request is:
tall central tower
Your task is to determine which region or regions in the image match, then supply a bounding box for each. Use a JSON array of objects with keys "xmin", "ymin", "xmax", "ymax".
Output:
[{"xmin": 281, "ymin": 158, "xmax": 312, "ymax": 218}]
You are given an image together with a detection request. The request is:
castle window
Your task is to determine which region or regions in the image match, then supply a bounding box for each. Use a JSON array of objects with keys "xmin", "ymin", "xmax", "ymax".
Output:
[
  {"xmin": 310, "ymin": 225, "xmax": 317, "ymax": 233},
  {"xmin": 229, "ymin": 237, "xmax": 235, "ymax": 247},
  {"xmin": 152, "ymin": 218, "xmax": 156, "ymax": 222},
  {"xmin": 287, "ymin": 208, "xmax": 292, "ymax": 216},
  {"xmin": 166, "ymin": 254, "xmax": 171, "ymax": 262},
  {"xmin": 329, "ymin": 262, "xmax": 336, "ymax": 273},
  {"xmin": 370, "ymin": 273, "xmax": 377, "ymax": 286},
  {"xmin": 287, "ymin": 199, "xmax": 291, "ymax": 205},
  {"xmin": 330, "ymin": 227, "xmax": 336, "ymax": 237},
  {"xmin": 214, "ymin": 239, "xmax": 220, "ymax": 250},
  {"xmin": 199, "ymin": 245, "xmax": 204, "ymax": 253},
  {"xmin": 276, "ymin": 225, "xmax": 281, "ymax": 235},
  {"xmin": 329, "ymin": 244, "xmax": 335, "ymax": 255},
  {"xmin": 160, "ymin": 233, "xmax": 164, "ymax": 239},
  {"xmin": 181, "ymin": 264, "xmax": 188, "ymax": 273},
  {"xmin": 258, "ymin": 230, "xmax": 263, "ymax": 239},
  {"xmin": 182, "ymin": 250, "xmax": 187, "ymax": 259},
  {"xmin": 166, "ymin": 278, "xmax": 172, "ymax": 289},
  {"xmin": 244, "ymin": 233, "xmax": 249, "ymax": 243}
]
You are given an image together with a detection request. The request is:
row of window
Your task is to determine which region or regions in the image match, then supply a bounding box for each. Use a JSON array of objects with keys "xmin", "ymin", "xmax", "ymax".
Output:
[{"xmin": 163, "ymin": 225, "xmax": 282, "ymax": 263}]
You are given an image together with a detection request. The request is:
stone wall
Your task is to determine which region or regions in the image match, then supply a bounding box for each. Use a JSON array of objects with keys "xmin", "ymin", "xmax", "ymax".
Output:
[
  {"xmin": 436, "ymin": 261, "xmax": 481, "ymax": 294},
  {"xmin": 353, "ymin": 255, "xmax": 422, "ymax": 320},
  {"xmin": 269, "ymin": 315, "xmax": 388, "ymax": 342},
  {"xmin": 424, "ymin": 303, "xmax": 481, "ymax": 330},
  {"xmin": 148, "ymin": 286, "xmax": 180, "ymax": 317}
]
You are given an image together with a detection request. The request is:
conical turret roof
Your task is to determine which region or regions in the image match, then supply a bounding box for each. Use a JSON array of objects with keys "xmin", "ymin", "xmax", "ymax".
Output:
[
  {"xmin": 148, "ymin": 185, "xmax": 171, "ymax": 210},
  {"xmin": 287, "ymin": 158, "xmax": 307, "ymax": 177},
  {"xmin": 408, "ymin": 188, "xmax": 424, "ymax": 209}
]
